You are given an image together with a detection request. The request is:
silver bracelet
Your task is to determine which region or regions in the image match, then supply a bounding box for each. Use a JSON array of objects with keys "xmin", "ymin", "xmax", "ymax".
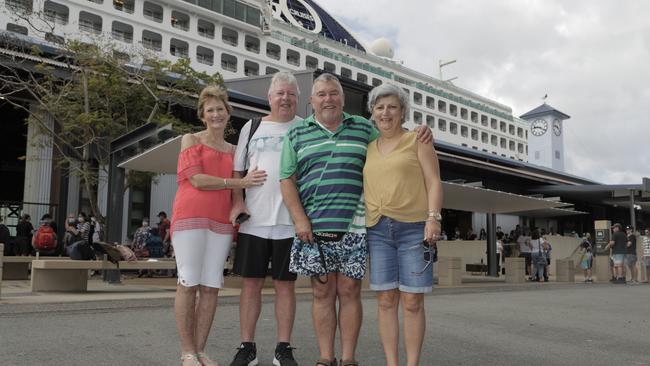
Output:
[{"xmin": 223, "ymin": 178, "xmax": 227, "ymax": 188}]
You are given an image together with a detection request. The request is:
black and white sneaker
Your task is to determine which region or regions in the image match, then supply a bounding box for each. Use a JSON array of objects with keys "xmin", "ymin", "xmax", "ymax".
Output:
[
  {"xmin": 273, "ymin": 342, "xmax": 298, "ymax": 366},
  {"xmin": 230, "ymin": 342, "xmax": 258, "ymax": 366}
]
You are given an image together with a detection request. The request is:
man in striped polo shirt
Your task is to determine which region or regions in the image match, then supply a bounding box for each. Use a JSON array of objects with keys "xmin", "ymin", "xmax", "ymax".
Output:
[{"xmin": 280, "ymin": 73, "xmax": 431, "ymax": 366}]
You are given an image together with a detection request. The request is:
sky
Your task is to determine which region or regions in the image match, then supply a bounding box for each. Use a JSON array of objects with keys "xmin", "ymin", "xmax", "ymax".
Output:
[{"xmin": 319, "ymin": 0, "xmax": 650, "ymax": 184}]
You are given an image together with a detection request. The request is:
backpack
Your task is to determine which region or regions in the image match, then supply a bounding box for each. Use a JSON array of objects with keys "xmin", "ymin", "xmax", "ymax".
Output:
[
  {"xmin": 243, "ymin": 117, "xmax": 262, "ymax": 171},
  {"xmin": 33, "ymin": 225, "xmax": 56, "ymax": 251}
]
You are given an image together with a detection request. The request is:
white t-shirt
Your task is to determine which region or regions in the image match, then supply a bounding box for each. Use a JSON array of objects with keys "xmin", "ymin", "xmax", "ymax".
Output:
[
  {"xmin": 529, "ymin": 238, "xmax": 542, "ymax": 253},
  {"xmin": 233, "ymin": 117, "xmax": 300, "ymax": 239}
]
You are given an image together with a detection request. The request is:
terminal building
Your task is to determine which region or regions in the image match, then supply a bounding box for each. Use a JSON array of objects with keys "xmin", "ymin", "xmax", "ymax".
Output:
[{"xmin": 1, "ymin": 0, "xmax": 648, "ymax": 273}]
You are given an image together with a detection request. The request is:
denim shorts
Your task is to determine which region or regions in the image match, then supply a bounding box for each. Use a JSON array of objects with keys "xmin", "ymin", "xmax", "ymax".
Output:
[
  {"xmin": 611, "ymin": 254, "xmax": 625, "ymax": 265},
  {"xmin": 624, "ymin": 254, "xmax": 637, "ymax": 266},
  {"xmin": 367, "ymin": 216, "xmax": 433, "ymax": 293}
]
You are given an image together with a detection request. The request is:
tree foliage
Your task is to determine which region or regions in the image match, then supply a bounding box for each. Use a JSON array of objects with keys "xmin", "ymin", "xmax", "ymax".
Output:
[{"xmin": 0, "ymin": 18, "xmax": 224, "ymax": 218}]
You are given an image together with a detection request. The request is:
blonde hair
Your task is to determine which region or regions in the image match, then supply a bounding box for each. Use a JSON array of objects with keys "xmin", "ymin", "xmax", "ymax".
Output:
[{"xmin": 197, "ymin": 85, "xmax": 232, "ymax": 120}]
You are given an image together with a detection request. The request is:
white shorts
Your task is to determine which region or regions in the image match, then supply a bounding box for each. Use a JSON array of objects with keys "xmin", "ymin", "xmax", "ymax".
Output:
[{"xmin": 172, "ymin": 229, "xmax": 231, "ymax": 288}]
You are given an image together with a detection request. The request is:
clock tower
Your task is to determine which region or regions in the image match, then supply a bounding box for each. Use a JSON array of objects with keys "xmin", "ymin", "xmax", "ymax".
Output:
[{"xmin": 520, "ymin": 103, "xmax": 570, "ymax": 171}]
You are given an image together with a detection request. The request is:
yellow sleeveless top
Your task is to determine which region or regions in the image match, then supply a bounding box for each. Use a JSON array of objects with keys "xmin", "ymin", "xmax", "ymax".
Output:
[{"xmin": 363, "ymin": 132, "xmax": 428, "ymax": 227}]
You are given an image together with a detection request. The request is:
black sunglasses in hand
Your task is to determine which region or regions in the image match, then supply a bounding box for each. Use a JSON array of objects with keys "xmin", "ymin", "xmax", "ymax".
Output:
[{"xmin": 412, "ymin": 240, "xmax": 437, "ymax": 275}]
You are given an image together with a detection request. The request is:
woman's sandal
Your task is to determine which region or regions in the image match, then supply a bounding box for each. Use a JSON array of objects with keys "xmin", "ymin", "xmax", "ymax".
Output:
[
  {"xmin": 315, "ymin": 358, "xmax": 337, "ymax": 366},
  {"xmin": 340, "ymin": 360, "xmax": 359, "ymax": 366},
  {"xmin": 180, "ymin": 353, "xmax": 201, "ymax": 366},
  {"xmin": 197, "ymin": 351, "xmax": 219, "ymax": 366}
]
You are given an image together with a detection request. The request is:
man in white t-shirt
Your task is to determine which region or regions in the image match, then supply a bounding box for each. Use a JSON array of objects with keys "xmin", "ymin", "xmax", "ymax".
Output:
[{"xmin": 228, "ymin": 71, "xmax": 301, "ymax": 366}]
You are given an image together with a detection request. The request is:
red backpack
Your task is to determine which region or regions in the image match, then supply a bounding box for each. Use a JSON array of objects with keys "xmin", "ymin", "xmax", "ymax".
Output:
[{"xmin": 34, "ymin": 225, "xmax": 56, "ymax": 251}]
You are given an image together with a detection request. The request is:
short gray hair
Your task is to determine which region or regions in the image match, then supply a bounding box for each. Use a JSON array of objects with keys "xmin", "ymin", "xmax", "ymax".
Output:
[
  {"xmin": 268, "ymin": 71, "xmax": 300, "ymax": 97},
  {"xmin": 367, "ymin": 83, "xmax": 410, "ymax": 121},
  {"xmin": 312, "ymin": 73, "xmax": 343, "ymax": 95}
]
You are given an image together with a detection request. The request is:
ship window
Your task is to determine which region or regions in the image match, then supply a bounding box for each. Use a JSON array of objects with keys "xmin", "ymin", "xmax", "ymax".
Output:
[
  {"xmin": 246, "ymin": 7, "xmax": 261, "ymax": 27},
  {"xmin": 450, "ymin": 122, "xmax": 458, "ymax": 135},
  {"xmin": 491, "ymin": 118, "xmax": 497, "ymax": 129},
  {"xmin": 141, "ymin": 30, "xmax": 162, "ymax": 51},
  {"xmin": 287, "ymin": 49, "xmax": 300, "ymax": 66},
  {"xmin": 491, "ymin": 135, "xmax": 497, "ymax": 146},
  {"xmin": 372, "ymin": 78, "xmax": 382, "ymax": 87},
  {"xmin": 481, "ymin": 132, "xmax": 488, "ymax": 143},
  {"xmin": 7, "ymin": 23, "xmax": 28, "ymax": 35},
  {"xmin": 197, "ymin": 19, "xmax": 215, "ymax": 38},
  {"xmin": 470, "ymin": 111, "xmax": 478, "ymax": 123},
  {"xmin": 171, "ymin": 11, "xmax": 189, "ymax": 31},
  {"xmin": 113, "ymin": 50, "xmax": 130, "ymax": 63},
  {"xmin": 413, "ymin": 111, "xmax": 422, "ymax": 125},
  {"xmin": 111, "ymin": 21, "xmax": 133, "ymax": 43},
  {"xmin": 44, "ymin": 1, "xmax": 69, "ymax": 25},
  {"xmin": 266, "ymin": 66, "xmax": 279, "ymax": 75},
  {"xmin": 306, "ymin": 55, "xmax": 318, "ymax": 69},
  {"xmin": 340, "ymin": 67, "xmax": 352, "ymax": 79},
  {"xmin": 79, "ymin": 11, "xmax": 102, "ymax": 34},
  {"xmin": 500, "ymin": 138, "xmax": 506, "ymax": 149},
  {"xmin": 509, "ymin": 124, "xmax": 515, "ymax": 135},
  {"xmin": 517, "ymin": 127, "xmax": 523, "ymax": 137},
  {"xmin": 426, "ymin": 96, "xmax": 435, "ymax": 109},
  {"xmin": 169, "ymin": 38, "xmax": 189, "ymax": 58},
  {"xmin": 323, "ymin": 61, "xmax": 336, "ymax": 73},
  {"xmin": 438, "ymin": 100, "xmax": 446, "ymax": 113},
  {"xmin": 223, "ymin": 0, "xmax": 235, "ymax": 17},
  {"xmin": 235, "ymin": 1, "xmax": 247, "ymax": 21},
  {"xmin": 222, "ymin": 27, "xmax": 238, "ymax": 46},
  {"xmin": 509, "ymin": 140, "xmax": 515, "ymax": 151},
  {"xmin": 356, "ymin": 73, "xmax": 368, "ymax": 84},
  {"xmin": 143, "ymin": 2, "xmax": 163, "ymax": 23},
  {"xmin": 449, "ymin": 104, "xmax": 457, "ymax": 117},
  {"xmin": 471, "ymin": 128, "xmax": 478, "ymax": 140},
  {"xmin": 438, "ymin": 119, "xmax": 447, "ymax": 132},
  {"xmin": 426, "ymin": 115, "xmax": 434, "ymax": 128},
  {"xmin": 113, "ymin": 0, "xmax": 134, "ymax": 14},
  {"xmin": 518, "ymin": 143, "xmax": 524, "ymax": 153},
  {"xmin": 245, "ymin": 35, "xmax": 260, "ymax": 53},
  {"xmin": 221, "ymin": 53, "xmax": 237, "ymax": 72},
  {"xmin": 481, "ymin": 114, "xmax": 488, "ymax": 126},
  {"xmin": 196, "ymin": 46, "xmax": 214, "ymax": 65},
  {"xmin": 461, "ymin": 108, "xmax": 468, "ymax": 120},
  {"xmin": 500, "ymin": 121, "xmax": 507, "ymax": 132},
  {"xmin": 413, "ymin": 92, "xmax": 422, "ymax": 105},
  {"xmin": 5, "ymin": 0, "xmax": 33, "ymax": 13},
  {"xmin": 460, "ymin": 125, "xmax": 468, "ymax": 137},
  {"xmin": 244, "ymin": 60, "xmax": 259, "ymax": 76},
  {"xmin": 266, "ymin": 42, "xmax": 280, "ymax": 60}
]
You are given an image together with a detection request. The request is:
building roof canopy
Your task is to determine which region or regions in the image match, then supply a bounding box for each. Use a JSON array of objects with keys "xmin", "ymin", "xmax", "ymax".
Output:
[{"xmin": 520, "ymin": 103, "xmax": 570, "ymax": 120}]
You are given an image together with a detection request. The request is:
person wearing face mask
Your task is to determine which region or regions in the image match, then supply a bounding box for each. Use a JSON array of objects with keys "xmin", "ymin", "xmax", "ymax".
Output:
[
  {"xmin": 75, "ymin": 212, "xmax": 91, "ymax": 244},
  {"xmin": 63, "ymin": 213, "xmax": 79, "ymax": 255}
]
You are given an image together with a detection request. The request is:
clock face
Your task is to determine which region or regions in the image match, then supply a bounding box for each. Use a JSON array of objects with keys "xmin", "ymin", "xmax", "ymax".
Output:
[
  {"xmin": 553, "ymin": 119, "xmax": 561, "ymax": 136},
  {"xmin": 531, "ymin": 119, "xmax": 548, "ymax": 136}
]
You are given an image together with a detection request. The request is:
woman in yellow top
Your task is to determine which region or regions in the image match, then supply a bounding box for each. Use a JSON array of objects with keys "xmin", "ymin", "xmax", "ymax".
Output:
[{"xmin": 363, "ymin": 83, "xmax": 443, "ymax": 366}]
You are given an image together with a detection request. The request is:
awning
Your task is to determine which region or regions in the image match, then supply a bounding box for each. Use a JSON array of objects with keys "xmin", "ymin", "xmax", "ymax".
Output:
[
  {"xmin": 119, "ymin": 139, "xmax": 574, "ymax": 216},
  {"xmin": 118, "ymin": 135, "xmax": 181, "ymax": 174},
  {"xmin": 441, "ymin": 181, "xmax": 571, "ymax": 214},
  {"xmin": 507, "ymin": 207, "xmax": 588, "ymax": 218}
]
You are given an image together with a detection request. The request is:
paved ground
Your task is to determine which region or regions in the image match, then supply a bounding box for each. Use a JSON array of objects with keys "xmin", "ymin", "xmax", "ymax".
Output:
[{"xmin": 1, "ymin": 280, "xmax": 649, "ymax": 365}]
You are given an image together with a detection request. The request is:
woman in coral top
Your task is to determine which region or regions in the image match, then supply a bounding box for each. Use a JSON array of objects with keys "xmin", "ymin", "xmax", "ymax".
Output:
[{"xmin": 172, "ymin": 85, "xmax": 267, "ymax": 366}]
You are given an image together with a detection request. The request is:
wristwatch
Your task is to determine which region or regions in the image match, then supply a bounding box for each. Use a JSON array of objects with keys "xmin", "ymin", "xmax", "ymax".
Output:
[{"xmin": 427, "ymin": 211, "xmax": 442, "ymax": 222}]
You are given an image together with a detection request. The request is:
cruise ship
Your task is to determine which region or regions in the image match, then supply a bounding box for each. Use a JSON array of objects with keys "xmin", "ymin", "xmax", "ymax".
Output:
[{"xmin": 1, "ymin": 0, "xmax": 529, "ymax": 161}]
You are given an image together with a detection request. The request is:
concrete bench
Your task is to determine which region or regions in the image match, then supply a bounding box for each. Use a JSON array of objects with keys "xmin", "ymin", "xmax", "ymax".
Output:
[
  {"xmin": 31, "ymin": 259, "xmax": 177, "ymax": 292},
  {"xmin": 438, "ymin": 257, "xmax": 462, "ymax": 286},
  {"xmin": 2, "ymin": 256, "xmax": 72, "ymax": 280}
]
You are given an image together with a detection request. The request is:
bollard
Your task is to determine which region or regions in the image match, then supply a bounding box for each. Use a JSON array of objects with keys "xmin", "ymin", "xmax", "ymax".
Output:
[
  {"xmin": 555, "ymin": 259, "xmax": 575, "ymax": 282},
  {"xmin": 438, "ymin": 257, "xmax": 461, "ymax": 286},
  {"xmin": 505, "ymin": 257, "xmax": 526, "ymax": 283},
  {"xmin": 592, "ymin": 255, "xmax": 611, "ymax": 283}
]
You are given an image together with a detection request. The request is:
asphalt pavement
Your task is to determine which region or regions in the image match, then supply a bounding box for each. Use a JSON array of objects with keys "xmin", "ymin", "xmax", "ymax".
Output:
[{"xmin": 1, "ymin": 282, "xmax": 649, "ymax": 365}]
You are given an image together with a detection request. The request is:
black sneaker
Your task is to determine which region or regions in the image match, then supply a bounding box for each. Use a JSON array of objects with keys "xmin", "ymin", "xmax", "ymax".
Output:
[
  {"xmin": 273, "ymin": 342, "xmax": 297, "ymax": 366},
  {"xmin": 230, "ymin": 342, "xmax": 258, "ymax": 366}
]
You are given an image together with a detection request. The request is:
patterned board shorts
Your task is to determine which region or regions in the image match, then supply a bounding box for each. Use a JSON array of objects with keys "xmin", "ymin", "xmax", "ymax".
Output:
[{"xmin": 289, "ymin": 232, "xmax": 367, "ymax": 280}]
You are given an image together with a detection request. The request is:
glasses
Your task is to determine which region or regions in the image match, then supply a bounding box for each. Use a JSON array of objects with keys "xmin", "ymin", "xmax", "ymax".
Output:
[{"xmin": 412, "ymin": 241, "xmax": 437, "ymax": 275}]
